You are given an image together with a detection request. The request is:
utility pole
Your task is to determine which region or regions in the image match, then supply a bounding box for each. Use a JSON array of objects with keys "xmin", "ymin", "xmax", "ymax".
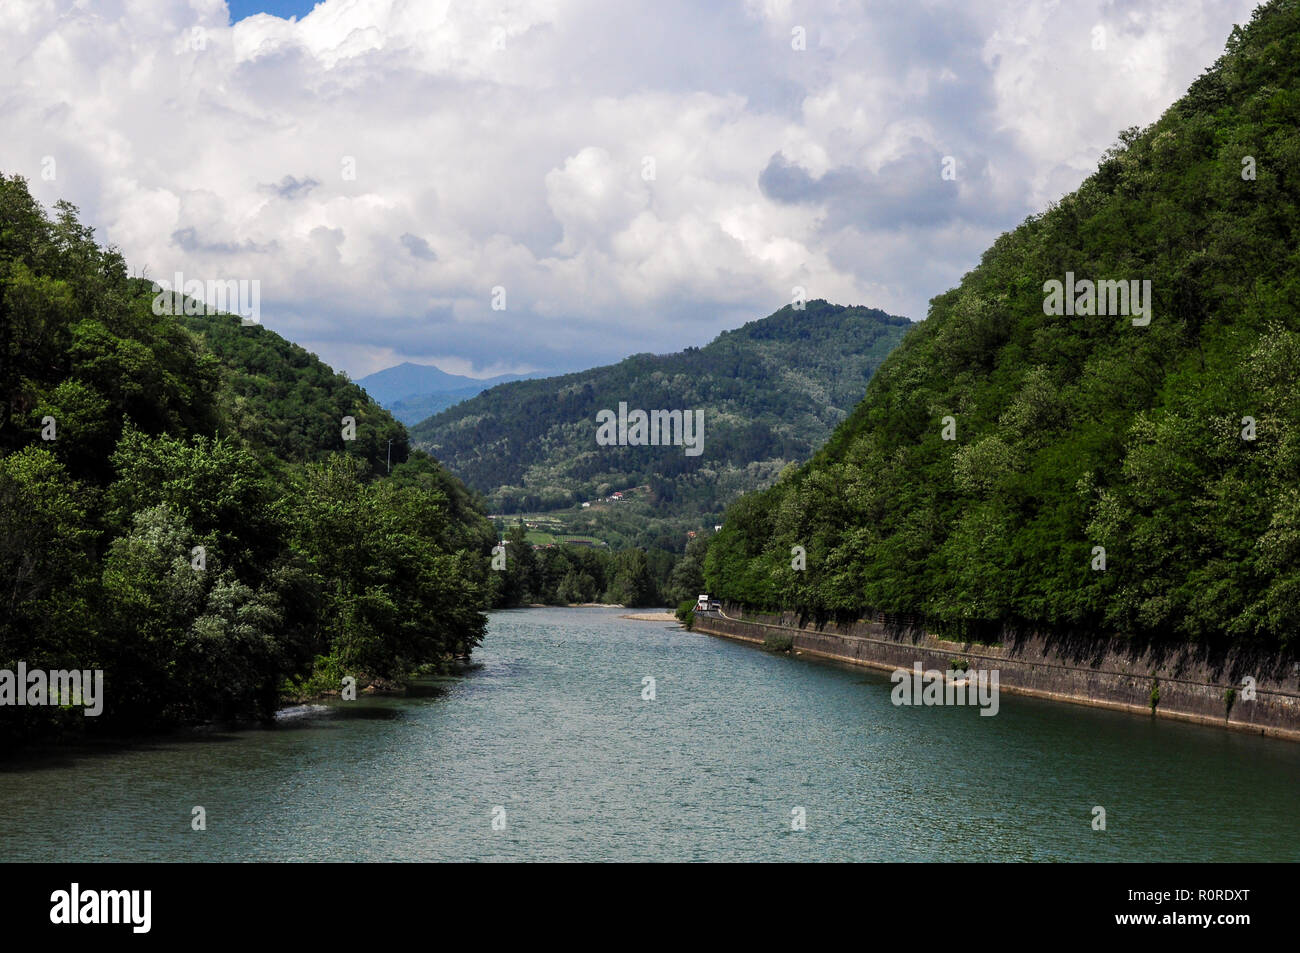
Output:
[{"xmin": 387, "ymin": 438, "xmax": 393, "ymax": 474}]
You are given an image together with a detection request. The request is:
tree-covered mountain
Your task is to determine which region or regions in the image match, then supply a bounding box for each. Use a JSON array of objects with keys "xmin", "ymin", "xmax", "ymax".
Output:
[
  {"xmin": 704, "ymin": 0, "xmax": 1300, "ymax": 651},
  {"xmin": 409, "ymin": 301, "xmax": 911, "ymax": 529},
  {"xmin": 357, "ymin": 362, "xmax": 535, "ymax": 424},
  {"xmin": 172, "ymin": 300, "xmax": 409, "ymax": 476},
  {"xmin": 0, "ymin": 174, "xmax": 495, "ymax": 745}
]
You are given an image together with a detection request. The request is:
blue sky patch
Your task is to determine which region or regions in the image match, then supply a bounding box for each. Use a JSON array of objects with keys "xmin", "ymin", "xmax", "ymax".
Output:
[{"xmin": 227, "ymin": 0, "xmax": 318, "ymax": 23}]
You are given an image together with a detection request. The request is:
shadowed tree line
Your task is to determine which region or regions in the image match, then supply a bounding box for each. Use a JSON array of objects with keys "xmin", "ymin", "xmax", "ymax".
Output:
[{"xmin": 487, "ymin": 523, "xmax": 708, "ymax": 608}]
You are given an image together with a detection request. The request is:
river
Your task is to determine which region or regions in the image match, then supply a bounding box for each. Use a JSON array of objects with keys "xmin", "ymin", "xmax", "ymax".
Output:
[{"xmin": 2, "ymin": 607, "xmax": 1298, "ymax": 861}]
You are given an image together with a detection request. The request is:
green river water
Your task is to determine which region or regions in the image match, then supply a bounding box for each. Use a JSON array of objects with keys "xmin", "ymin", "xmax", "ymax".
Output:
[{"xmin": 2, "ymin": 607, "xmax": 1297, "ymax": 861}]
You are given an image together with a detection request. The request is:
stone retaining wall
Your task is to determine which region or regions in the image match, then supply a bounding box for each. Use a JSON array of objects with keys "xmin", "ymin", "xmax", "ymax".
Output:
[{"xmin": 692, "ymin": 607, "xmax": 1300, "ymax": 741}]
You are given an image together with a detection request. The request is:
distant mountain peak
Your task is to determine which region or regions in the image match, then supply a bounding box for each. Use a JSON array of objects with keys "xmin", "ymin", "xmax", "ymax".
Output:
[{"xmin": 356, "ymin": 362, "xmax": 537, "ymax": 420}]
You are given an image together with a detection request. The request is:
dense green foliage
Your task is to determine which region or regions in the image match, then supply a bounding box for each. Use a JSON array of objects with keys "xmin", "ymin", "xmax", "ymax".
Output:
[
  {"xmin": 176, "ymin": 304, "xmax": 407, "ymax": 476},
  {"xmin": 0, "ymin": 176, "xmax": 494, "ymax": 744},
  {"xmin": 489, "ymin": 524, "xmax": 668, "ymax": 607},
  {"xmin": 410, "ymin": 302, "xmax": 910, "ymax": 529},
  {"xmin": 705, "ymin": 0, "xmax": 1300, "ymax": 651},
  {"xmin": 482, "ymin": 519, "xmax": 712, "ymax": 609}
]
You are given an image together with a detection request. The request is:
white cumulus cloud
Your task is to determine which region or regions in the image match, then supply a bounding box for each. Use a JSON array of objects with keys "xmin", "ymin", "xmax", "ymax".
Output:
[{"xmin": 0, "ymin": 0, "xmax": 1261, "ymax": 377}]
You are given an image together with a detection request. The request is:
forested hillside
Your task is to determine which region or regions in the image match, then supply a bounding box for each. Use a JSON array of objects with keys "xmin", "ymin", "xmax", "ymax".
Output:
[
  {"xmin": 705, "ymin": 0, "xmax": 1300, "ymax": 650},
  {"xmin": 410, "ymin": 301, "xmax": 910, "ymax": 520},
  {"xmin": 176, "ymin": 303, "xmax": 407, "ymax": 474},
  {"xmin": 0, "ymin": 175, "xmax": 495, "ymax": 744}
]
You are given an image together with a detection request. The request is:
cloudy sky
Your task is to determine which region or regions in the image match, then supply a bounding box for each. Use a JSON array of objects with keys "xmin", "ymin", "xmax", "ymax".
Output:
[{"xmin": 1, "ymin": 0, "xmax": 1261, "ymax": 379}]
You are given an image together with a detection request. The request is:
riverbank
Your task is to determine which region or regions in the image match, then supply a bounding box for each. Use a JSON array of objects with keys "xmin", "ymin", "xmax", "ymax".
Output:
[
  {"xmin": 692, "ymin": 607, "xmax": 1300, "ymax": 741},
  {"xmin": 280, "ymin": 655, "xmax": 478, "ymax": 706}
]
